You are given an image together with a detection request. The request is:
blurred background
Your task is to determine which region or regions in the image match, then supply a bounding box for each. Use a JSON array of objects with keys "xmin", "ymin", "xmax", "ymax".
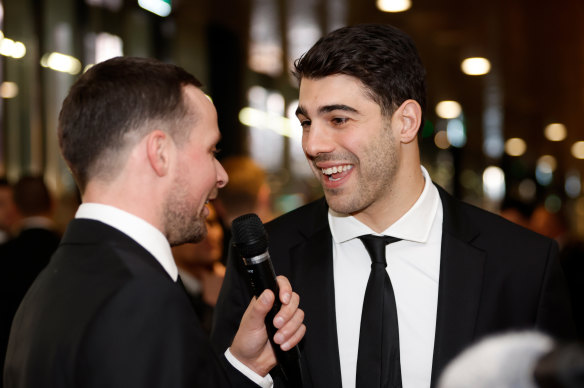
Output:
[{"xmin": 1, "ymin": 0, "xmax": 584, "ymax": 242}]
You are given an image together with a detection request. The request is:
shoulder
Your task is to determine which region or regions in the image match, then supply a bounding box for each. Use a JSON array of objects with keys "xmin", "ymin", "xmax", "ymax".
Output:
[
  {"xmin": 24, "ymin": 218, "xmax": 181, "ymax": 328},
  {"xmin": 91, "ymin": 271, "xmax": 195, "ymax": 330},
  {"xmin": 438, "ymin": 185, "xmax": 555, "ymax": 254}
]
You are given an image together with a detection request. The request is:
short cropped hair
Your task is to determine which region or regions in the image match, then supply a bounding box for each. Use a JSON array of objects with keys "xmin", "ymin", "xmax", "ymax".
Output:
[
  {"xmin": 58, "ymin": 56, "xmax": 202, "ymax": 192},
  {"xmin": 293, "ymin": 24, "xmax": 426, "ymax": 123}
]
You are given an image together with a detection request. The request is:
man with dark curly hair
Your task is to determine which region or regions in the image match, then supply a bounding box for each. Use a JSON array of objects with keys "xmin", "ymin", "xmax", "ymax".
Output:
[{"xmin": 213, "ymin": 24, "xmax": 576, "ymax": 388}]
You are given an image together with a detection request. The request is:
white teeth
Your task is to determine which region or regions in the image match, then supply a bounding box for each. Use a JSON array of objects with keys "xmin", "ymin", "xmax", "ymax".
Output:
[{"xmin": 321, "ymin": 165, "xmax": 353, "ymax": 176}]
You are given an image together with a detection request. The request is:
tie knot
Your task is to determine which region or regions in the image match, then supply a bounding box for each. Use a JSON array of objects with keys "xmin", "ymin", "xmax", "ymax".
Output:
[{"xmin": 358, "ymin": 234, "xmax": 401, "ymax": 266}]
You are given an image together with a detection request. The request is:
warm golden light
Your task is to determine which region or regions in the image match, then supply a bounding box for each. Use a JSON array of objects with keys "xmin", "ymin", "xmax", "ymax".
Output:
[
  {"xmin": 537, "ymin": 155, "xmax": 557, "ymax": 172},
  {"xmin": 483, "ymin": 166, "xmax": 505, "ymax": 201},
  {"xmin": 40, "ymin": 52, "xmax": 82, "ymax": 75},
  {"xmin": 239, "ymin": 107, "xmax": 297, "ymax": 140},
  {"xmin": 505, "ymin": 137, "xmax": 526, "ymax": 156},
  {"xmin": 461, "ymin": 57, "xmax": 491, "ymax": 76},
  {"xmin": 434, "ymin": 131, "xmax": 450, "ymax": 149},
  {"xmin": 435, "ymin": 100, "xmax": 462, "ymax": 119},
  {"xmin": 12, "ymin": 41, "xmax": 26, "ymax": 58},
  {"xmin": 571, "ymin": 141, "xmax": 584, "ymax": 159},
  {"xmin": 0, "ymin": 38, "xmax": 14, "ymax": 56},
  {"xmin": 0, "ymin": 37, "xmax": 26, "ymax": 58},
  {"xmin": 376, "ymin": 0, "xmax": 411, "ymax": 12},
  {"xmin": 1, "ymin": 82, "xmax": 18, "ymax": 99},
  {"xmin": 544, "ymin": 123, "xmax": 567, "ymax": 142}
]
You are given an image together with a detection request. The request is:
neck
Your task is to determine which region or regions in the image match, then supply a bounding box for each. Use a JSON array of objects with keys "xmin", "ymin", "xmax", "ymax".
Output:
[{"xmin": 83, "ymin": 178, "xmax": 164, "ymax": 234}]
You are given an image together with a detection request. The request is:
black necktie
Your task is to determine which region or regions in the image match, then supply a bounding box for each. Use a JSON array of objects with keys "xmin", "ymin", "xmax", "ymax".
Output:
[{"xmin": 356, "ymin": 234, "xmax": 402, "ymax": 388}]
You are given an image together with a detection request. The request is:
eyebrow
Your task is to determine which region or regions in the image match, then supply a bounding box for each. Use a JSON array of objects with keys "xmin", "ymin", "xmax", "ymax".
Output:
[
  {"xmin": 295, "ymin": 106, "xmax": 306, "ymax": 117},
  {"xmin": 295, "ymin": 104, "xmax": 359, "ymax": 117}
]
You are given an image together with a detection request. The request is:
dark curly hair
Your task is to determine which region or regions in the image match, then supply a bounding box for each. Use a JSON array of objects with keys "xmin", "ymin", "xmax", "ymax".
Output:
[{"xmin": 293, "ymin": 24, "xmax": 426, "ymax": 124}]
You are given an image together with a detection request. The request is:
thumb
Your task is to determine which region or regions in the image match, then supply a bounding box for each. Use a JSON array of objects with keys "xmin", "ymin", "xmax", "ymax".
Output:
[{"xmin": 243, "ymin": 289, "xmax": 275, "ymax": 330}]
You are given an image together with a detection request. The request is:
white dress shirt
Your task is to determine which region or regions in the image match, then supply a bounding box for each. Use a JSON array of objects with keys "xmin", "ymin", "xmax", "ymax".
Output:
[
  {"xmin": 329, "ymin": 166, "xmax": 443, "ymax": 388},
  {"xmin": 76, "ymin": 203, "xmax": 273, "ymax": 388}
]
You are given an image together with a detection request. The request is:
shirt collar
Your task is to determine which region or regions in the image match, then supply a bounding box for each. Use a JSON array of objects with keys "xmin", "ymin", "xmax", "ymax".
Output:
[
  {"xmin": 75, "ymin": 203, "xmax": 178, "ymax": 281},
  {"xmin": 329, "ymin": 166, "xmax": 440, "ymax": 244}
]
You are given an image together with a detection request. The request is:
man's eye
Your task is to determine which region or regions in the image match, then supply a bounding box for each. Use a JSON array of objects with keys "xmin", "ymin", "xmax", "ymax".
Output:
[
  {"xmin": 332, "ymin": 117, "xmax": 348, "ymax": 125},
  {"xmin": 300, "ymin": 120, "xmax": 311, "ymax": 128}
]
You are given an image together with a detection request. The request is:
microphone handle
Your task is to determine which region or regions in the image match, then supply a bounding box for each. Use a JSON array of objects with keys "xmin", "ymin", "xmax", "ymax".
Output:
[{"xmin": 243, "ymin": 252, "xmax": 303, "ymax": 387}]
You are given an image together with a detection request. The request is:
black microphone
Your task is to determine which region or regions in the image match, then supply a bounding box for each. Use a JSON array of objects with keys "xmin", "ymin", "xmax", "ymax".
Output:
[{"xmin": 231, "ymin": 213, "xmax": 303, "ymax": 388}]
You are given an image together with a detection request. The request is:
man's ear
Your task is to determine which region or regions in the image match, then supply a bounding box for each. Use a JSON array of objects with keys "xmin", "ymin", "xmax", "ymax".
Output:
[
  {"xmin": 146, "ymin": 130, "xmax": 172, "ymax": 177},
  {"xmin": 393, "ymin": 99, "xmax": 422, "ymax": 144}
]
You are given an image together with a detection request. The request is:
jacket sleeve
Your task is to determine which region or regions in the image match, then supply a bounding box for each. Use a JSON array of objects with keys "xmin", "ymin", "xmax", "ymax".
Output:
[{"xmin": 211, "ymin": 241, "xmax": 254, "ymax": 355}]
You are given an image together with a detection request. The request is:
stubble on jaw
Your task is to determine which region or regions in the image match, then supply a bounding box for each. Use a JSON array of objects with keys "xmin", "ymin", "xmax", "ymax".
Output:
[{"xmin": 163, "ymin": 179, "xmax": 207, "ymax": 247}]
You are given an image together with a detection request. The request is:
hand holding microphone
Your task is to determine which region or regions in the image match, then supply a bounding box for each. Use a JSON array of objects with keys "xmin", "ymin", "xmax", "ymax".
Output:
[{"xmin": 231, "ymin": 213, "xmax": 305, "ymax": 387}]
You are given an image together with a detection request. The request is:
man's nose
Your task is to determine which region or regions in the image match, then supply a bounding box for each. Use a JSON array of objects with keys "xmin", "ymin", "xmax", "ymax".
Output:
[
  {"xmin": 216, "ymin": 160, "xmax": 228, "ymax": 188},
  {"xmin": 302, "ymin": 125, "xmax": 335, "ymax": 158}
]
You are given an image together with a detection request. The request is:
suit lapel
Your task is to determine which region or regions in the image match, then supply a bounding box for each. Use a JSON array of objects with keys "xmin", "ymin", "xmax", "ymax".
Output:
[
  {"xmin": 430, "ymin": 186, "xmax": 486, "ymax": 387},
  {"xmin": 289, "ymin": 199, "xmax": 343, "ymax": 388}
]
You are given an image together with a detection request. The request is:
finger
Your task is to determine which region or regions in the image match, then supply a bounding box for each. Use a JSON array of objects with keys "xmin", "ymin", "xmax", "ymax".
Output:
[
  {"xmin": 230, "ymin": 291, "xmax": 278, "ymax": 376},
  {"xmin": 276, "ymin": 275, "xmax": 292, "ymax": 304},
  {"xmin": 274, "ymin": 308, "xmax": 305, "ymax": 344},
  {"xmin": 273, "ymin": 291, "xmax": 300, "ymax": 329},
  {"xmin": 280, "ymin": 323, "xmax": 307, "ymax": 351}
]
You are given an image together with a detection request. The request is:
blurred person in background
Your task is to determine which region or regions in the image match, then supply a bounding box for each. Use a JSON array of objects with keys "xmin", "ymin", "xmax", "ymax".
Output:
[
  {"xmin": 1, "ymin": 175, "xmax": 61, "ymax": 387},
  {"xmin": 0, "ymin": 178, "xmax": 21, "ymax": 244},
  {"xmin": 529, "ymin": 204, "xmax": 569, "ymax": 249},
  {"xmin": 529, "ymin": 204, "xmax": 584, "ymax": 339},
  {"xmin": 172, "ymin": 202, "xmax": 225, "ymax": 335},
  {"xmin": 499, "ymin": 197, "xmax": 533, "ymax": 229},
  {"xmin": 214, "ymin": 155, "xmax": 273, "ymax": 264}
]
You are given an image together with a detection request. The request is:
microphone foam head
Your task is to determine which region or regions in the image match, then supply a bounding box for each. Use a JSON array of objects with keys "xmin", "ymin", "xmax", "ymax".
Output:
[{"xmin": 231, "ymin": 213, "xmax": 268, "ymax": 258}]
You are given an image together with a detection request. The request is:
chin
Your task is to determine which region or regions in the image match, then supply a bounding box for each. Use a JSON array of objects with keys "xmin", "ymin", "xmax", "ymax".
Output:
[
  {"xmin": 169, "ymin": 224, "xmax": 207, "ymax": 246},
  {"xmin": 326, "ymin": 199, "xmax": 355, "ymax": 215},
  {"xmin": 325, "ymin": 195, "xmax": 366, "ymax": 216}
]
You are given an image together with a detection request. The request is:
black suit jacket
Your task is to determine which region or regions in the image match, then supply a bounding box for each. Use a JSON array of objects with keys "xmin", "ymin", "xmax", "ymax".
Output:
[
  {"xmin": 212, "ymin": 185, "xmax": 576, "ymax": 387},
  {"xmin": 3, "ymin": 219, "xmax": 258, "ymax": 388}
]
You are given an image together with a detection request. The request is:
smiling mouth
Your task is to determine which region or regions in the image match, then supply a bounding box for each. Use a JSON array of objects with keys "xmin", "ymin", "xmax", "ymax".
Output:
[{"xmin": 321, "ymin": 164, "xmax": 354, "ymax": 181}]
